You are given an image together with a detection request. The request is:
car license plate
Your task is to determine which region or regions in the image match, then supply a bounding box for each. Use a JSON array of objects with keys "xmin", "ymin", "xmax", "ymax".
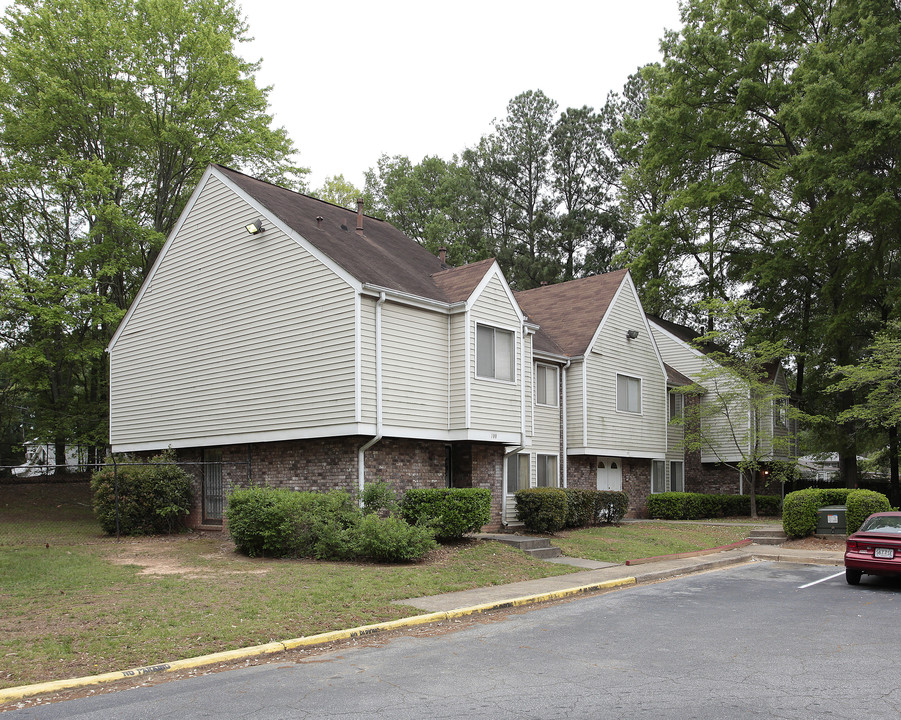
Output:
[{"xmin": 875, "ymin": 547, "xmax": 895, "ymax": 559}]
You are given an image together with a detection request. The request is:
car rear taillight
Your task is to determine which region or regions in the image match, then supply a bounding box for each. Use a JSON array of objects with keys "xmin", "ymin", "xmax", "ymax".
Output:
[{"xmin": 846, "ymin": 540, "xmax": 859, "ymax": 552}]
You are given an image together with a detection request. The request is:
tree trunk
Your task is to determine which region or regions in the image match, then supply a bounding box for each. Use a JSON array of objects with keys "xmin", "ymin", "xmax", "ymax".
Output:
[
  {"xmin": 889, "ymin": 425, "xmax": 899, "ymax": 507},
  {"xmin": 748, "ymin": 468, "xmax": 758, "ymax": 519}
]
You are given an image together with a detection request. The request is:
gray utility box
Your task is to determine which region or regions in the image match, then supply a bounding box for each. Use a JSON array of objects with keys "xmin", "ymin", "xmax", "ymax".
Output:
[{"xmin": 816, "ymin": 505, "xmax": 847, "ymax": 535}]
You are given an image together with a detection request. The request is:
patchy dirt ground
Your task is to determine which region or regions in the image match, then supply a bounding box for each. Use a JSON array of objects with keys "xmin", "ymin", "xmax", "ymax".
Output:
[{"xmin": 780, "ymin": 536, "xmax": 845, "ymax": 552}]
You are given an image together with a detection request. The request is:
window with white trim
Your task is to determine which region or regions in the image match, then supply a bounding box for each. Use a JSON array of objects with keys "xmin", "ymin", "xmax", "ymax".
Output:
[
  {"xmin": 669, "ymin": 391, "xmax": 683, "ymax": 421},
  {"xmin": 506, "ymin": 453, "xmax": 529, "ymax": 494},
  {"xmin": 536, "ymin": 364, "xmax": 558, "ymax": 407},
  {"xmin": 536, "ymin": 454, "xmax": 558, "ymax": 487},
  {"xmin": 617, "ymin": 373, "xmax": 642, "ymax": 413},
  {"xmin": 477, "ymin": 324, "xmax": 515, "ymax": 381},
  {"xmin": 670, "ymin": 461, "xmax": 684, "ymax": 492},
  {"xmin": 773, "ymin": 397, "xmax": 788, "ymax": 429},
  {"xmin": 651, "ymin": 460, "xmax": 666, "ymax": 493}
]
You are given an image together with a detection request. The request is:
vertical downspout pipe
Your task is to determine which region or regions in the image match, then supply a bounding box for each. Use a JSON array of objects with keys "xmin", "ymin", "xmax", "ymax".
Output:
[
  {"xmin": 562, "ymin": 360, "xmax": 570, "ymax": 488},
  {"xmin": 358, "ymin": 292, "xmax": 386, "ymax": 498}
]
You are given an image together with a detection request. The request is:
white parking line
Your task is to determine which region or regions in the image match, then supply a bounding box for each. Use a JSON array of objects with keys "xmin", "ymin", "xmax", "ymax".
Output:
[{"xmin": 798, "ymin": 570, "xmax": 845, "ymax": 589}]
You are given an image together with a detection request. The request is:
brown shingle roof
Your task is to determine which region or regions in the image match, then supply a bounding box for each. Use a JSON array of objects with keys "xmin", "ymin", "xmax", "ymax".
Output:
[
  {"xmin": 431, "ymin": 259, "xmax": 496, "ymax": 303},
  {"xmin": 216, "ymin": 165, "xmax": 472, "ymax": 302},
  {"xmin": 515, "ymin": 270, "xmax": 629, "ymax": 356}
]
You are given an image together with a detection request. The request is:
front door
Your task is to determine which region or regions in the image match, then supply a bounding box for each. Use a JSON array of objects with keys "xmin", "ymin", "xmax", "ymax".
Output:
[{"xmin": 596, "ymin": 457, "xmax": 622, "ymax": 491}]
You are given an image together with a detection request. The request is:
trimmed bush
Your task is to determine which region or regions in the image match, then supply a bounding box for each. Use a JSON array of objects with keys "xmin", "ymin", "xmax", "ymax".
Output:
[
  {"xmin": 226, "ymin": 487, "xmax": 358, "ymax": 558},
  {"xmin": 91, "ymin": 453, "xmax": 193, "ymax": 535},
  {"xmin": 514, "ymin": 487, "xmax": 568, "ymax": 533},
  {"xmin": 596, "ymin": 491, "xmax": 629, "ymax": 524},
  {"xmin": 361, "ymin": 481, "xmax": 398, "ymax": 516},
  {"xmin": 564, "ymin": 488, "xmax": 597, "ymax": 528},
  {"xmin": 647, "ymin": 492, "xmax": 782, "ymax": 521},
  {"xmin": 781, "ymin": 488, "xmax": 885, "ymax": 538},
  {"xmin": 400, "ymin": 488, "xmax": 491, "ymax": 539},
  {"xmin": 846, "ymin": 490, "xmax": 892, "ymax": 534},
  {"xmin": 353, "ymin": 514, "xmax": 437, "ymax": 562}
]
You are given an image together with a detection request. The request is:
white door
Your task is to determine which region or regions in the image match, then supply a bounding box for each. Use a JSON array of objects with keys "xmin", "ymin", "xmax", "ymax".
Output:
[{"xmin": 596, "ymin": 457, "xmax": 622, "ymax": 491}]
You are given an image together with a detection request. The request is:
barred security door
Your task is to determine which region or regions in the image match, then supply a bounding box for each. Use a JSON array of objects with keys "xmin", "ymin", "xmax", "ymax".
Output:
[{"xmin": 202, "ymin": 449, "xmax": 224, "ymax": 524}]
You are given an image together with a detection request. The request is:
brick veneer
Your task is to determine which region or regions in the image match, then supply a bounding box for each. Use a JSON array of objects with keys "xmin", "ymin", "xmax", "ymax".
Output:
[
  {"xmin": 177, "ymin": 437, "xmax": 506, "ymax": 531},
  {"xmin": 566, "ymin": 456, "xmax": 652, "ymax": 517}
]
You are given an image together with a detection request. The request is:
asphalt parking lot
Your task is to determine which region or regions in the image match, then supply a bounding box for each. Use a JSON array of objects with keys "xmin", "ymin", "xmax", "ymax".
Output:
[{"xmin": 6, "ymin": 560, "xmax": 900, "ymax": 720}]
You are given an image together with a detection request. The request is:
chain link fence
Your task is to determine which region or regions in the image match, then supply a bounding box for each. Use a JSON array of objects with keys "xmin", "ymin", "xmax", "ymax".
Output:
[{"xmin": 0, "ymin": 458, "xmax": 249, "ymax": 547}]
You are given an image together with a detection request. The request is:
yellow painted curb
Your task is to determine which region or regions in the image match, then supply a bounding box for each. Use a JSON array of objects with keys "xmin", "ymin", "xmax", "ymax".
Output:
[{"xmin": 0, "ymin": 576, "xmax": 635, "ymax": 705}]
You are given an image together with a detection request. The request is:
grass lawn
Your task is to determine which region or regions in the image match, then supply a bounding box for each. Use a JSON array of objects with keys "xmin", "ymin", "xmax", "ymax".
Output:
[
  {"xmin": 0, "ymin": 532, "xmax": 576, "ymax": 689},
  {"xmin": 552, "ymin": 522, "xmax": 752, "ymax": 564},
  {"xmin": 0, "ymin": 482, "xmax": 761, "ymax": 691}
]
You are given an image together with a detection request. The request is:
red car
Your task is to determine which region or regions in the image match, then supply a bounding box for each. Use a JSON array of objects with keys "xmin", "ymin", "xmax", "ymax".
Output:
[{"xmin": 844, "ymin": 512, "xmax": 901, "ymax": 585}]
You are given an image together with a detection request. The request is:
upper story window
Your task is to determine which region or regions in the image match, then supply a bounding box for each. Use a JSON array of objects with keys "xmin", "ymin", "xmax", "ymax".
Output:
[
  {"xmin": 536, "ymin": 364, "xmax": 559, "ymax": 407},
  {"xmin": 773, "ymin": 397, "xmax": 788, "ymax": 428},
  {"xmin": 616, "ymin": 373, "xmax": 642, "ymax": 414},
  {"xmin": 669, "ymin": 391, "xmax": 683, "ymax": 421},
  {"xmin": 476, "ymin": 324, "xmax": 515, "ymax": 381}
]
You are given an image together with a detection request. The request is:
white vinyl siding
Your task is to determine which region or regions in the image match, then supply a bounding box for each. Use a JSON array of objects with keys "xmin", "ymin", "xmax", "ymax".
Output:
[
  {"xmin": 109, "ymin": 174, "xmax": 357, "ymax": 448},
  {"xmin": 381, "ymin": 303, "xmax": 448, "ymax": 430},
  {"xmin": 360, "ymin": 297, "xmax": 377, "ymax": 424},
  {"xmin": 448, "ymin": 313, "xmax": 467, "ymax": 429},
  {"xmin": 580, "ymin": 280, "xmax": 666, "ymax": 457},
  {"xmin": 651, "ymin": 323, "xmax": 751, "ymax": 465},
  {"xmin": 469, "ymin": 273, "xmax": 522, "ymax": 434}
]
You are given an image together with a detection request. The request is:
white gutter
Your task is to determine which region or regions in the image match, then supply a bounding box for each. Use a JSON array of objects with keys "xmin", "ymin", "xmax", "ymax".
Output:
[
  {"xmin": 562, "ymin": 359, "xmax": 571, "ymax": 488},
  {"xmin": 358, "ymin": 292, "xmax": 386, "ymax": 497}
]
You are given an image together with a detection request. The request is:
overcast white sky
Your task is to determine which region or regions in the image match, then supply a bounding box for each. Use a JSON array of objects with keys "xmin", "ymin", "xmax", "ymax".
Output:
[{"xmin": 238, "ymin": 0, "xmax": 683, "ymax": 190}]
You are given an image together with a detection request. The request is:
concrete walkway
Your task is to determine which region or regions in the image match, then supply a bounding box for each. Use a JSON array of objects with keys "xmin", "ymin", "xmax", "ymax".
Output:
[{"xmin": 400, "ymin": 543, "xmax": 843, "ymax": 612}]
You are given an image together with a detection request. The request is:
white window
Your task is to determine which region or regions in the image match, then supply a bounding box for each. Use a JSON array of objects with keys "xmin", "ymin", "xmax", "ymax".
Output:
[
  {"xmin": 506, "ymin": 453, "xmax": 529, "ymax": 494},
  {"xmin": 669, "ymin": 391, "xmax": 683, "ymax": 421},
  {"xmin": 617, "ymin": 374, "xmax": 642, "ymax": 414},
  {"xmin": 773, "ymin": 398, "xmax": 788, "ymax": 429},
  {"xmin": 670, "ymin": 461, "xmax": 684, "ymax": 492},
  {"xmin": 477, "ymin": 324, "xmax": 515, "ymax": 381},
  {"xmin": 536, "ymin": 454, "xmax": 558, "ymax": 487},
  {"xmin": 652, "ymin": 460, "xmax": 666, "ymax": 493},
  {"xmin": 536, "ymin": 364, "xmax": 558, "ymax": 406}
]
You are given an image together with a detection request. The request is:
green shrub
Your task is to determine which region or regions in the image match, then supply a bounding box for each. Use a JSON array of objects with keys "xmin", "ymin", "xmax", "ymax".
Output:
[
  {"xmin": 647, "ymin": 492, "xmax": 782, "ymax": 520},
  {"xmin": 564, "ymin": 489, "xmax": 597, "ymax": 527},
  {"xmin": 783, "ymin": 487, "xmax": 890, "ymax": 538},
  {"xmin": 399, "ymin": 488, "xmax": 491, "ymax": 539},
  {"xmin": 514, "ymin": 487, "xmax": 568, "ymax": 533},
  {"xmin": 91, "ymin": 453, "xmax": 193, "ymax": 535},
  {"xmin": 226, "ymin": 487, "xmax": 359, "ymax": 558},
  {"xmin": 353, "ymin": 514, "xmax": 437, "ymax": 562},
  {"xmin": 596, "ymin": 491, "xmax": 629, "ymax": 524},
  {"xmin": 846, "ymin": 490, "xmax": 892, "ymax": 534},
  {"xmin": 361, "ymin": 481, "xmax": 398, "ymax": 516}
]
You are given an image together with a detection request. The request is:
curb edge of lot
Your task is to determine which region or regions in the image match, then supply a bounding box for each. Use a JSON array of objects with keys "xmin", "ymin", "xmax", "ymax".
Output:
[{"xmin": 0, "ymin": 576, "xmax": 636, "ymax": 706}]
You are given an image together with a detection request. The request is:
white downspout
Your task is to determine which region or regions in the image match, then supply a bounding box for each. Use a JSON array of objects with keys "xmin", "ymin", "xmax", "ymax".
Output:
[
  {"xmin": 562, "ymin": 359, "xmax": 571, "ymax": 488},
  {"xmin": 358, "ymin": 292, "xmax": 386, "ymax": 497}
]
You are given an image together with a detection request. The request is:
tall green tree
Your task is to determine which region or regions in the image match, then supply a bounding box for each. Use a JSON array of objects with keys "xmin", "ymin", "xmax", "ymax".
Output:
[
  {"xmin": 0, "ymin": 0, "xmax": 304, "ymax": 458},
  {"xmin": 621, "ymin": 0, "xmax": 901, "ymax": 485}
]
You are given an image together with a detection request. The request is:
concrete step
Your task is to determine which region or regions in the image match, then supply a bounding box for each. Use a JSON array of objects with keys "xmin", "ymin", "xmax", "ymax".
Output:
[
  {"xmin": 478, "ymin": 533, "xmax": 563, "ymax": 559},
  {"xmin": 749, "ymin": 528, "xmax": 787, "ymax": 545},
  {"xmin": 524, "ymin": 545, "xmax": 563, "ymax": 559}
]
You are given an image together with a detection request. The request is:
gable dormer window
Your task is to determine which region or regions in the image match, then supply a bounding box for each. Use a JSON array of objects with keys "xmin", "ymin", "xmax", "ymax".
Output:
[{"xmin": 476, "ymin": 324, "xmax": 515, "ymax": 381}]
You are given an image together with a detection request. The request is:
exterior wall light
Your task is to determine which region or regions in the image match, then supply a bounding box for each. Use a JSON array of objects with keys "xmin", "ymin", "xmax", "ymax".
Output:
[
  {"xmin": 245, "ymin": 218, "xmax": 265, "ymax": 235},
  {"xmin": 626, "ymin": 329, "xmax": 639, "ymax": 340}
]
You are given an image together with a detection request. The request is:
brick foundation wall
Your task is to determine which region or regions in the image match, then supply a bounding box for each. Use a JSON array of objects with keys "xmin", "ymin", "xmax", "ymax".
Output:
[
  {"xmin": 565, "ymin": 456, "xmax": 652, "ymax": 517},
  {"xmin": 177, "ymin": 437, "xmax": 506, "ymax": 531}
]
